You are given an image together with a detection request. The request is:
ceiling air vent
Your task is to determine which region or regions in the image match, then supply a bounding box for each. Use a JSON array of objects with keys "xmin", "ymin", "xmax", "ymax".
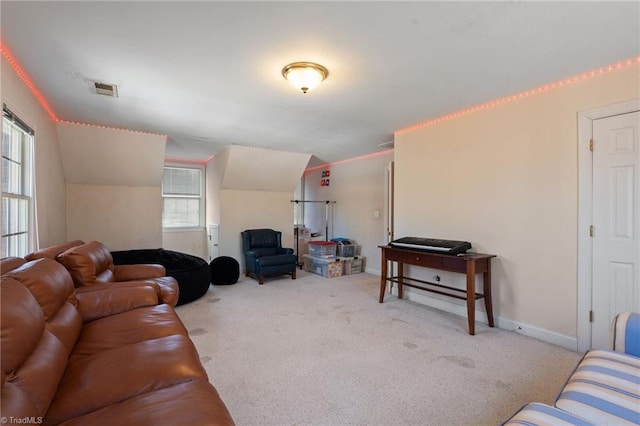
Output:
[{"xmin": 93, "ymin": 81, "xmax": 118, "ymax": 98}]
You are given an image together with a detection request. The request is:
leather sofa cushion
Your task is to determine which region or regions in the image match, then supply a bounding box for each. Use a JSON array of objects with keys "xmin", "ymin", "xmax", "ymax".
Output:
[
  {"xmin": 1, "ymin": 380, "xmax": 40, "ymax": 423},
  {"xmin": 3, "ymin": 259, "xmax": 82, "ymax": 357},
  {"xmin": 72, "ymin": 305, "xmax": 188, "ymax": 357},
  {"xmin": 58, "ymin": 241, "xmax": 115, "ymax": 287},
  {"xmin": 46, "ymin": 334, "xmax": 209, "ymax": 424},
  {"xmin": 74, "ymin": 284, "xmax": 160, "ymax": 323},
  {"xmin": 25, "ymin": 240, "xmax": 85, "ymax": 261},
  {"xmin": 140, "ymin": 276, "xmax": 180, "ymax": 307},
  {"xmin": 57, "ymin": 381, "xmax": 235, "ymax": 426},
  {"xmin": 2, "ymin": 260, "xmax": 84, "ymax": 419},
  {"xmin": 1, "ymin": 279, "xmax": 71, "ymax": 418},
  {"xmin": 0, "ymin": 256, "xmax": 26, "ymax": 272},
  {"xmin": 1, "ymin": 278, "xmax": 46, "ymax": 375},
  {"xmin": 19, "ymin": 331, "xmax": 70, "ymax": 416},
  {"xmin": 114, "ymin": 263, "xmax": 166, "ymax": 281},
  {"xmin": 3, "ymin": 259, "xmax": 78, "ymax": 321}
]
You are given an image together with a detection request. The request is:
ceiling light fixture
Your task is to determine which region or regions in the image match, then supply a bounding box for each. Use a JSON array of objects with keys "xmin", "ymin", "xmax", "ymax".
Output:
[{"xmin": 282, "ymin": 62, "xmax": 328, "ymax": 94}]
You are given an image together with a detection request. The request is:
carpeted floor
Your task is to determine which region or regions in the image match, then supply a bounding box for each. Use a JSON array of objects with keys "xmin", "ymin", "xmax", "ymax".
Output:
[{"xmin": 175, "ymin": 270, "xmax": 582, "ymax": 426}]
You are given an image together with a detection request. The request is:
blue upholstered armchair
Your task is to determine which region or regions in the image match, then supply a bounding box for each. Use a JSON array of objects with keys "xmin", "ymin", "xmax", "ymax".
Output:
[{"xmin": 241, "ymin": 229, "xmax": 297, "ymax": 285}]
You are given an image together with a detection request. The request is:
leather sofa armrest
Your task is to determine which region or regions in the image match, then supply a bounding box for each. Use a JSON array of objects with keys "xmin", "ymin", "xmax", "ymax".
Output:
[
  {"xmin": 75, "ymin": 282, "xmax": 160, "ymax": 322},
  {"xmin": 114, "ymin": 264, "xmax": 166, "ymax": 281}
]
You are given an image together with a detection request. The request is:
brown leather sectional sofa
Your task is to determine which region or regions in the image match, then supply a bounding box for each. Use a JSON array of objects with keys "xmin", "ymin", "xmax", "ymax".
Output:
[
  {"xmin": 26, "ymin": 240, "xmax": 179, "ymax": 306},
  {"xmin": 1, "ymin": 242, "xmax": 234, "ymax": 425}
]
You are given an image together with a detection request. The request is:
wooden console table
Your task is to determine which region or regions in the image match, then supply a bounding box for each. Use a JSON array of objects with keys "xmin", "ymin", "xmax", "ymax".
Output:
[{"xmin": 379, "ymin": 245, "xmax": 496, "ymax": 335}]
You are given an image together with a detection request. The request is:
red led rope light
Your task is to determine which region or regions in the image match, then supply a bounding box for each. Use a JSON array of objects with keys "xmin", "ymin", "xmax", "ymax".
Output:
[
  {"xmin": 2, "ymin": 40, "xmax": 636, "ymax": 167},
  {"xmin": 395, "ymin": 56, "xmax": 640, "ymax": 135},
  {"xmin": 1, "ymin": 42, "xmax": 59, "ymax": 122}
]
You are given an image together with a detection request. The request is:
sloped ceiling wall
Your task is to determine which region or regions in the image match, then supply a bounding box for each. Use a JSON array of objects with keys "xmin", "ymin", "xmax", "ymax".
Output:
[
  {"xmin": 220, "ymin": 145, "xmax": 311, "ymax": 192},
  {"xmin": 56, "ymin": 122, "xmax": 166, "ymax": 185},
  {"xmin": 56, "ymin": 122, "xmax": 167, "ymax": 250}
]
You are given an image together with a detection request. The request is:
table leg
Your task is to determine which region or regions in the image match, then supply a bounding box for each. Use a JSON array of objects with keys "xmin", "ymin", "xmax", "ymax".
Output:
[
  {"xmin": 379, "ymin": 253, "xmax": 387, "ymax": 303},
  {"xmin": 483, "ymin": 264, "xmax": 495, "ymax": 327},
  {"xmin": 398, "ymin": 262, "xmax": 404, "ymax": 299},
  {"xmin": 466, "ymin": 260, "xmax": 476, "ymax": 335}
]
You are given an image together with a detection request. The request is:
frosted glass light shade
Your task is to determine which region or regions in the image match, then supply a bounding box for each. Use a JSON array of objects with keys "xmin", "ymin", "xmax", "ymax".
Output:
[{"xmin": 282, "ymin": 62, "xmax": 328, "ymax": 94}]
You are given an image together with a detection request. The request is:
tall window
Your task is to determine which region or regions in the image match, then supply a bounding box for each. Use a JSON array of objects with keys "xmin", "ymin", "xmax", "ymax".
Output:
[
  {"xmin": 162, "ymin": 166, "xmax": 203, "ymax": 229},
  {"xmin": 2, "ymin": 107, "xmax": 35, "ymax": 257}
]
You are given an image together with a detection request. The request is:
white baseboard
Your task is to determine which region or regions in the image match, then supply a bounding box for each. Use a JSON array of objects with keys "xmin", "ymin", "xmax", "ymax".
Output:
[
  {"xmin": 381, "ymin": 285, "xmax": 578, "ymax": 352},
  {"xmin": 495, "ymin": 315, "xmax": 578, "ymax": 352}
]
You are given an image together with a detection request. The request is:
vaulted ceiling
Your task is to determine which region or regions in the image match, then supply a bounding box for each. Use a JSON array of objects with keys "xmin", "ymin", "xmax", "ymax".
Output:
[{"xmin": 2, "ymin": 1, "xmax": 638, "ymax": 166}]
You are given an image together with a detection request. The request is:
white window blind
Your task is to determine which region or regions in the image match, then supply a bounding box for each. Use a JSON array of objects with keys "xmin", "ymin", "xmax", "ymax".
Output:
[
  {"xmin": 2, "ymin": 107, "xmax": 35, "ymax": 257},
  {"xmin": 162, "ymin": 166, "xmax": 203, "ymax": 228}
]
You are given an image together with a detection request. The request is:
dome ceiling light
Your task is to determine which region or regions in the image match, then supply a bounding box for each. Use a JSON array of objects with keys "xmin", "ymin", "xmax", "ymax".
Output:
[{"xmin": 281, "ymin": 62, "xmax": 329, "ymax": 94}]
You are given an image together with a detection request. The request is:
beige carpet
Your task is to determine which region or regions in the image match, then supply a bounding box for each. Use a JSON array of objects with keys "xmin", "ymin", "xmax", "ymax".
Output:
[{"xmin": 175, "ymin": 270, "xmax": 582, "ymax": 426}]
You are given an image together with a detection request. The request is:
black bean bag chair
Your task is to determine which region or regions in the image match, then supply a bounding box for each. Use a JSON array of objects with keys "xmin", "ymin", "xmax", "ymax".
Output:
[
  {"xmin": 111, "ymin": 248, "xmax": 210, "ymax": 306},
  {"xmin": 210, "ymin": 256, "xmax": 240, "ymax": 285}
]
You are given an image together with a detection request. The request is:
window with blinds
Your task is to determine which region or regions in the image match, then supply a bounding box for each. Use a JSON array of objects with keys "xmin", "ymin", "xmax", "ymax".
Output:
[
  {"xmin": 162, "ymin": 166, "xmax": 203, "ymax": 228},
  {"xmin": 2, "ymin": 106, "xmax": 35, "ymax": 257}
]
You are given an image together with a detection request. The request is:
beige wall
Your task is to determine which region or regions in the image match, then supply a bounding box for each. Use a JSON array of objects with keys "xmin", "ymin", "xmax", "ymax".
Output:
[
  {"xmin": 220, "ymin": 190, "xmax": 294, "ymax": 270},
  {"xmin": 304, "ymin": 151, "xmax": 393, "ymax": 273},
  {"xmin": 394, "ymin": 64, "xmax": 640, "ymax": 338},
  {"xmin": 1, "ymin": 56, "xmax": 67, "ymax": 248},
  {"xmin": 56, "ymin": 122, "xmax": 166, "ymax": 186},
  {"xmin": 206, "ymin": 149, "xmax": 229, "ymax": 227},
  {"xmin": 162, "ymin": 229, "xmax": 208, "ymax": 259},
  {"xmin": 67, "ymin": 184, "xmax": 162, "ymax": 250}
]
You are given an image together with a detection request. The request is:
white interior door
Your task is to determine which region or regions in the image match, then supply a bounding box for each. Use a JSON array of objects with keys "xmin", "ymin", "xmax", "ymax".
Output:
[
  {"xmin": 591, "ymin": 111, "xmax": 640, "ymax": 349},
  {"xmin": 385, "ymin": 161, "xmax": 394, "ymax": 243},
  {"xmin": 208, "ymin": 224, "xmax": 219, "ymax": 262}
]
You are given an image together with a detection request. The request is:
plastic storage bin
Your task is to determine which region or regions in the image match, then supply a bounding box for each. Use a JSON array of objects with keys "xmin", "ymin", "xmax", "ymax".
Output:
[
  {"xmin": 337, "ymin": 243, "xmax": 356, "ymax": 257},
  {"xmin": 308, "ymin": 241, "xmax": 337, "ymax": 258},
  {"xmin": 303, "ymin": 255, "xmax": 343, "ymax": 278},
  {"xmin": 330, "ymin": 238, "xmax": 357, "ymax": 257}
]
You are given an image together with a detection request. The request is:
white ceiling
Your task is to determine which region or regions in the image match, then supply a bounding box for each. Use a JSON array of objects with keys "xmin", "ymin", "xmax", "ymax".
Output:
[{"xmin": 2, "ymin": 1, "xmax": 639, "ymax": 166}]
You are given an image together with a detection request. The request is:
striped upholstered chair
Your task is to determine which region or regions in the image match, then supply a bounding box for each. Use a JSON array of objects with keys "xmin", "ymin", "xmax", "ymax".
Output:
[
  {"xmin": 504, "ymin": 312, "xmax": 639, "ymax": 425},
  {"xmin": 554, "ymin": 312, "xmax": 640, "ymax": 425},
  {"xmin": 610, "ymin": 311, "xmax": 640, "ymax": 357},
  {"xmin": 503, "ymin": 402, "xmax": 595, "ymax": 425}
]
